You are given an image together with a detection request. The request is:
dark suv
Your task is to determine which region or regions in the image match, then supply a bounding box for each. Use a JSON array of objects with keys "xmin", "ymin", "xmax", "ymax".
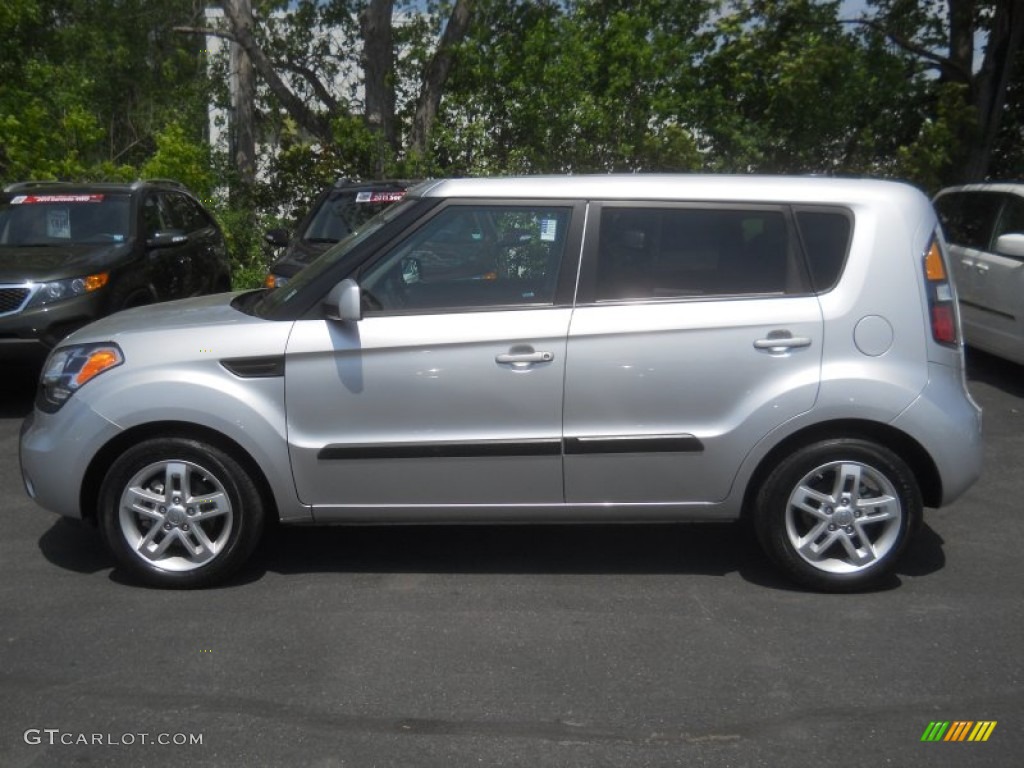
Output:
[
  {"xmin": 264, "ymin": 179, "xmax": 413, "ymax": 288},
  {"xmin": 0, "ymin": 179, "xmax": 232, "ymax": 357}
]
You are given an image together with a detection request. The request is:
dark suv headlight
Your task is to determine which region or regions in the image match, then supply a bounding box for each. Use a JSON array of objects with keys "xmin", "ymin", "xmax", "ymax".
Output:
[
  {"xmin": 25, "ymin": 272, "xmax": 109, "ymax": 308},
  {"xmin": 38, "ymin": 342, "xmax": 123, "ymax": 412}
]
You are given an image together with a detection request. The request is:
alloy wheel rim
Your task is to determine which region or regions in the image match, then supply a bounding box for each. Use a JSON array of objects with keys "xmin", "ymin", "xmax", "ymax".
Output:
[
  {"xmin": 118, "ymin": 459, "xmax": 233, "ymax": 572},
  {"xmin": 784, "ymin": 460, "xmax": 903, "ymax": 574}
]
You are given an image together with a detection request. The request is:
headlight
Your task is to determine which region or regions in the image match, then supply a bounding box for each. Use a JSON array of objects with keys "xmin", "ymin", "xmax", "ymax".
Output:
[
  {"xmin": 38, "ymin": 342, "xmax": 123, "ymax": 412},
  {"xmin": 26, "ymin": 272, "xmax": 109, "ymax": 308}
]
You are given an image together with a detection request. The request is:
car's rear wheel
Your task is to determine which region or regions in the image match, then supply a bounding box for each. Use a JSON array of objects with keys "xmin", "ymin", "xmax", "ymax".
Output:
[
  {"xmin": 754, "ymin": 439, "xmax": 921, "ymax": 592},
  {"xmin": 98, "ymin": 437, "xmax": 265, "ymax": 588}
]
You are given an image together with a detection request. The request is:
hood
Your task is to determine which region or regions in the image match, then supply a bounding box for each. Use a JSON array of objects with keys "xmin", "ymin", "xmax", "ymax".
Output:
[
  {"xmin": 60, "ymin": 290, "xmax": 294, "ymax": 374},
  {"xmin": 0, "ymin": 242, "xmax": 131, "ymax": 282},
  {"xmin": 64, "ymin": 291, "xmax": 251, "ymax": 344}
]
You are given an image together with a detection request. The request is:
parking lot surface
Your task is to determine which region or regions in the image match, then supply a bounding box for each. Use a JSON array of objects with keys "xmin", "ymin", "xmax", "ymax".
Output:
[{"xmin": 1, "ymin": 351, "xmax": 1021, "ymax": 767}]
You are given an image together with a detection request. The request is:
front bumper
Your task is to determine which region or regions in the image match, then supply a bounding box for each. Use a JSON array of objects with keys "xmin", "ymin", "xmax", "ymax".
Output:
[
  {"xmin": 0, "ymin": 290, "xmax": 105, "ymax": 353},
  {"xmin": 20, "ymin": 399, "xmax": 123, "ymax": 520}
]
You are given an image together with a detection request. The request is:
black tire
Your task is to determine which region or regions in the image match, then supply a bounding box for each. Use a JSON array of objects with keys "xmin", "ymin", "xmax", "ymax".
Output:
[
  {"xmin": 107, "ymin": 279, "xmax": 153, "ymax": 311},
  {"xmin": 98, "ymin": 437, "xmax": 265, "ymax": 588},
  {"xmin": 754, "ymin": 439, "xmax": 922, "ymax": 592}
]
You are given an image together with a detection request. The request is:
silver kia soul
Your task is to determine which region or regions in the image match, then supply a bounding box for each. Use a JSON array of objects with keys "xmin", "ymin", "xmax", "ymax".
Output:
[{"xmin": 20, "ymin": 176, "xmax": 983, "ymax": 591}]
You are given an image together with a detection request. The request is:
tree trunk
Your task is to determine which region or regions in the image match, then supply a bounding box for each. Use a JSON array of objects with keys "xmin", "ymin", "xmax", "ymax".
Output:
[
  {"xmin": 946, "ymin": 0, "xmax": 976, "ymax": 78},
  {"xmin": 963, "ymin": 0, "xmax": 1024, "ymax": 180},
  {"xmin": 221, "ymin": 0, "xmax": 333, "ymax": 144},
  {"xmin": 229, "ymin": 0, "xmax": 257, "ymax": 194},
  {"xmin": 410, "ymin": 0, "xmax": 475, "ymax": 157},
  {"xmin": 361, "ymin": 0, "xmax": 397, "ymax": 174}
]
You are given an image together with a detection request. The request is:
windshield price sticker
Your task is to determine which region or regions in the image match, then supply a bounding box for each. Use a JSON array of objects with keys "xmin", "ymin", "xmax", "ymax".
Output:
[
  {"xmin": 47, "ymin": 209, "xmax": 72, "ymax": 239},
  {"xmin": 356, "ymin": 191, "xmax": 406, "ymax": 204},
  {"xmin": 11, "ymin": 194, "xmax": 105, "ymax": 205}
]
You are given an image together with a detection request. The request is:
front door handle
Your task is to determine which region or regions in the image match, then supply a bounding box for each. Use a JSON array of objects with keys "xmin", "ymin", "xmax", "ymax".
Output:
[
  {"xmin": 496, "ymin": 350, "xmax": 554, "ymax": 364},
  {"xmin": 754, "ymin": 332, "xmax": 812, "ymax": 351}
]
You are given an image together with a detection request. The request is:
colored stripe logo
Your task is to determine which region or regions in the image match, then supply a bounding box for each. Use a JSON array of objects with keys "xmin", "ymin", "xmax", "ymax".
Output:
[{"xmin": 921, "ymin": 721, "xmax": 997, "ymax": 742}]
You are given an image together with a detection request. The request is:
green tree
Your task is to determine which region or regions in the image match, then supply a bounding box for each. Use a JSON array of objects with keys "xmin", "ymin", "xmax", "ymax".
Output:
[
  {"xmin": 695, "ymin": 0, "xmax": 925, "ymax": 176},
  {"xmin": 182, "ymin": 0, "xmax": 475, "ymax": 182},
  {"xmin": 436, "ymin": 0, "xmax": 708, "ymax": 175},
  {"xmin": 0, "ymin": 0, "xmax": 213, "ymax": 184},
  {"xmin": 853, "ymin": 0, "xmax": 1024, "ymax": 184}
]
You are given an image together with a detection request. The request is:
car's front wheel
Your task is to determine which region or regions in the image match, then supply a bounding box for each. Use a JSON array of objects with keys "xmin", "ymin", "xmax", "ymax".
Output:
[
  {"xmin": 754, "ymin": 439, "xmax": 922, "ymax": 592},
  {"xmin": 98, "ymin": 437, "xmax": 265, "ymax": 588}
]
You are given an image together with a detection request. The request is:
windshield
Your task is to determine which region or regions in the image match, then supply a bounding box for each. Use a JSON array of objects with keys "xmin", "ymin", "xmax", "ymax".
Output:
[
  {"xmin": 302, "ymin": 188, "xmax": 408, "ymax": 244},
  {"xmin": 0, "ymin": 193, "xmax": 132, "ymax": 246},
  {"xmin": 254, "ymin": 198, "xmax": 419, "ymax": 317}
]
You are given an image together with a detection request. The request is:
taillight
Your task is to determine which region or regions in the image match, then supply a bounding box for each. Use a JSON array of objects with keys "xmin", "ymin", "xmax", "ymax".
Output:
[{"xmin": 923, "ymin": 237, "xmax": 958, "ymax": 346}]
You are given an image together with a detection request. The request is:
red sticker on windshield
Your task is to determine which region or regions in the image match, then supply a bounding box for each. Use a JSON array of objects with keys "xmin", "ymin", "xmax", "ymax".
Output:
[{"xmin": 10, "ymin": 194, "xmax": 105, "ymax": 204}]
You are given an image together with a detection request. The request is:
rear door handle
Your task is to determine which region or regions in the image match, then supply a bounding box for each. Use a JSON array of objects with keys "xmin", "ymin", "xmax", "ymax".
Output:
[
  {"xmin": 754, "ymin": 334, "xmax": 812, "ymax": 351},
  {"xmin": 496, "ymin": 350, "xmax": 554, "ymax": 364}
]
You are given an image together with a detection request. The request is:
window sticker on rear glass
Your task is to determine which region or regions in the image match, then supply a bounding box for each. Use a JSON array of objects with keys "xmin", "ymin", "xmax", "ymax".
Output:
[
  {"xmin": 540, "ymin": 218, "xmax": 558, "ymax": 242},
  {"xmin": 356, "ymin": 190, "xmax": 406, "ymax": 204},
  {"xmin": 10, "ymin": 194, "xmax": 104, "ymax": 204},
  {"xmin": 47, "ymin": 209, "xmax": 72, "ymax": 239}
]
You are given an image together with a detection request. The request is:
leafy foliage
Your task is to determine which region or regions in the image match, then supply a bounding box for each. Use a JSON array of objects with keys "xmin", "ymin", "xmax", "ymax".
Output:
[{"xmin": 1, "ymin": 0, "xmax": 1022, "ymax": 285}]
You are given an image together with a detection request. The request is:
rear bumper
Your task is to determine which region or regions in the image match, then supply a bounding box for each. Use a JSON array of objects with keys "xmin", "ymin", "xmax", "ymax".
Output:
[{"xmin": 891, "ymin": 362, "xmax": 983, "ymax": 506}]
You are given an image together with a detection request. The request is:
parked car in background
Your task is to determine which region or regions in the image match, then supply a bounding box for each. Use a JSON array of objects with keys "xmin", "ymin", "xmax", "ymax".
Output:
[
  {"xmin": 21, "ymin": 175, "xmax": 982, "ymax": 592},
  {"xmin": 0, "ymin": 179, "xmax": 232, "ymax": 359},
  {"xmin": 934, "ymin": 183, "xmax": 1024, "ymax": 365},
  {"xmin": 263, "ymin": 179, "xmax": 413, "ymax": 288}
]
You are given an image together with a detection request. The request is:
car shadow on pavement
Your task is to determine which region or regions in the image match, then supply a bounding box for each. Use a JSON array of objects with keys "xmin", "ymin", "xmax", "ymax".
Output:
[
  {"xmin": 254, "ymin": 520, "xmax": 945, "ymax": 591},
  {"xmin": 896, "ymin": 523, "xmax": 946, "ymax": 577},
  {"xmin": 965, "ymin": 346, "xmax": 1024, "ymax": 397},
  {"xmin": 0, "ymin": 359, "xmax": 39, "ymax": 419},
  {"xmin": 37, "ymin": 517, "xmax": 115, "ymax": 574},
  {"xmin": 256, "ymin": 522, "xmax": 764, "ymax": 578},
  {"xmin": 37, "ymin": 517, "xmax": 947, "ymax": 592}
]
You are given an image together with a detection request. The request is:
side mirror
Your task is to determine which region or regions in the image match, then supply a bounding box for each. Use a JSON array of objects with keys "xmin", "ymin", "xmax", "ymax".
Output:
[
  {"xmin": 323, "ymin": 278, "xmax": 362, "ymax": 322},
  {"xmin": 264, "ymin": 228, "xmax": 290, "ymax": 248},
  {"xmin": 146, "ymin": 229, "xmax": 188, "ymax": 249},
  {"xmin": 995, "ymin": 233, "xmax": 1024, "ymax": 259}
]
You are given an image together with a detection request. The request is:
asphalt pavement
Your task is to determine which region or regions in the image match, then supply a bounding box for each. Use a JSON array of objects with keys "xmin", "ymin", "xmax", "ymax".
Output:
[{"xmin": 0, "ymin": 350, "xmax": 1021, "ymax": 767}]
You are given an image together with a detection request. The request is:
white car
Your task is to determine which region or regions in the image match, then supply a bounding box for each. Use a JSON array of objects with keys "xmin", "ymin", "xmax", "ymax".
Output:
[{"xmin": 934, "ymin": 183, "xmax": 1024, "ymax": 365}]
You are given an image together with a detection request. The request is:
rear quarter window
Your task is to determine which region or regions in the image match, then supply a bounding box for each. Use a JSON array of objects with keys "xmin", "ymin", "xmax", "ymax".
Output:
[{"xmin": 794, "ymin": 208, "xmax": 853, "ymax": 293}]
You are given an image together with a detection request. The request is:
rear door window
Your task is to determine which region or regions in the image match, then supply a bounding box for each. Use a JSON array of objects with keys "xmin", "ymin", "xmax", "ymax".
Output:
[
  {"xmin": 587, "ymin": 204, "xmax": 810, "ymax": 301},
  {"xmin": 164, "ymin": 192, "xmax": 210, "ymax": 234}
]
